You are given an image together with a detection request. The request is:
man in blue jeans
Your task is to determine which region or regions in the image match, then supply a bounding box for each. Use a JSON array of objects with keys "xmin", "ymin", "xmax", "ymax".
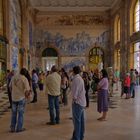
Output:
[
  {"xmin": 71, "ymin": 66, "xmax": 86, "ymax": 140},
  {"xmin": 45, "ymin": 65, "xmax": 61, "ymax": 125},
  {"xmin": 130, "ymin": 69, "xmax": 136, "ymax": 98},
  {"xmin": 9, "ymin": 68, "xmax": 30, "ymax": 132}
]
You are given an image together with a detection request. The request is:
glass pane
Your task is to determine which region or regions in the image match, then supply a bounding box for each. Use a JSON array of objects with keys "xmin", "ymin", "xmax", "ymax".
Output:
[
  {"xmin": 134, "ymin": 21, "xmax": 140, "ymax": 31},
  {"xmin": 93, "ymin": 49, "xmax": 96, "ymax": 55},
  {"xmin": 135, "ymin": 42, "xmax": 140, "ymax": 51},
  {"xmin": 117, "ymin": 18, "xmax": 120, "ymax": 41},
  {"xmin": 135, "ymin": 1, "xmax": 140, "ymax": 11},
  {"xmin": 136, "ymin": 27, "xmax": 139, "ymax": 32},
  {"xmin": 134, "ymin": 1, "xmax": 140, "ymax": 32},
  {"xmin": 135, "ymin": 12, "xmax": 139, "ymax": 22},
  {"xmin": 134, "ymin": 42, "xmax": 140, "ymax": 72},
  {"xmin": 136, "ymin": 1, "xmax": 140, "ymax": 11},
  {"xmin": 134, "ymin": 52, "xmax": 140, "ymax": 72}
]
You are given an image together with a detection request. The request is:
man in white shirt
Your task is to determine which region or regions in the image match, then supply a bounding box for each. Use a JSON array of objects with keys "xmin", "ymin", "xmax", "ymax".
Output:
[
  {"xmin": 45, "ymin": 65, "xmax": 61, "ymax": 125},
  {"xmin": 9, "ymin": 68, "xmax": 30, "ymax": 133},
  {"xmin": 71, "ymin": 66, "xmax": 86, "ymax": 140}
]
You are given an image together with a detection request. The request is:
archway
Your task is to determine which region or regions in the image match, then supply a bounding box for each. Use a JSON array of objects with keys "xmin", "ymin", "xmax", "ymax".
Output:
[
  {"xmin": 89, "ymin": 47, "xmax": 104, "ymax": 71},
  {"xmin": 42, "ymin": 48, "xmax": 58, "ymax": 71}
]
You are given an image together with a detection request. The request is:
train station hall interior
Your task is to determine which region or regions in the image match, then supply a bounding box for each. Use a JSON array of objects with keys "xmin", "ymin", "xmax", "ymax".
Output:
[{"xmin": 0, "ymin": 0, "xmax": 140, "ymax": 140}]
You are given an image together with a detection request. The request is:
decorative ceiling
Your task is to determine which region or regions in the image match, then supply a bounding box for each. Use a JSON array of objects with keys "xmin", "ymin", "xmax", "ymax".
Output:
[{"xmin": 29, "ymin": 0, "xmax": 118, "ymax": 12}]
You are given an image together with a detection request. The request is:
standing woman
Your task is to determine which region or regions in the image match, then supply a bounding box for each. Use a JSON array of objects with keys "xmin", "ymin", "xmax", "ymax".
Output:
[
  {"xmin": 31, "ymin": 70, "xmax": 38, "ymax": 103},
  {"xmin": 97, "ymin": 69, "xmax": 109, "ymax": 121},
  {"xmin": 61, "ymin": 71, "xmax": 69, "ymax": 106},
  {"xmin": 38, "ymin": 72, "xmax": 44, "ymax": 92}
]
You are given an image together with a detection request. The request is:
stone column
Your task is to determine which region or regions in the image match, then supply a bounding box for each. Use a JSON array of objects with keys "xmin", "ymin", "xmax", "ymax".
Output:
[
  {"xmin": 22, "ymin": 4, "xmax": 29, "ymax": 68},
  {"xmin": 4, "ymin": 0, "xmax": 11, "ymax": 69},
  {"xmin": 120, "ymin": 1, "xmax": 127, "ymax": 77},
  {"xmin": 120, "ymin": 0, "xmax": 129, "ymax": 79}
]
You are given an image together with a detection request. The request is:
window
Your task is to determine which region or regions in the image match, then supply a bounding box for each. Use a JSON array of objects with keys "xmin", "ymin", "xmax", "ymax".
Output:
[
  {"xmin": 114, "ymin": 15, "xmax": 120, "ymax": 44},
  {"xmin": 89, "ymin": 47, "xmax": 103, "ymax": 71},
  {"xmin": 117, "ymin": 18, "xmax": 120, "ymax": 41},
  {"xmin": 130, "ymin": 42, "xmax": 140, "ymax": 72},
  {"xmin": 134, "ymin": 0, "xmax": 140, "ymax": 32},
  {"xmin": 134, "ymin": 42, "xmax": 140, "ymax": 72}
]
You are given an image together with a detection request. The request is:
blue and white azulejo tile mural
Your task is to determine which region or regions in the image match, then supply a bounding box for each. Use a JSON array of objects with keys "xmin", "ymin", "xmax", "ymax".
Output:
[{"xmin": 35, "ymin": 29, "xmax": 109, "ymax": 56}]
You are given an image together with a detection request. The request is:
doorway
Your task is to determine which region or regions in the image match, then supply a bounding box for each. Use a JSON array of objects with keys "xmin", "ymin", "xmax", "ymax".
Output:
[
  {"xmin": 42, "ymin": 48, "xmax": 58, "ymax": 71},
  {"xmin": 89, "ymin": 47, "xmax": 104, "ymax": 71}
]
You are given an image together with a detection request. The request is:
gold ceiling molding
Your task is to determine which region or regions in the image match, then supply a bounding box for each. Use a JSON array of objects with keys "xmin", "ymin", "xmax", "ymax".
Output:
[{"xmin": 36, "ymin": 15, "xmax": 110, "ymax": 26}]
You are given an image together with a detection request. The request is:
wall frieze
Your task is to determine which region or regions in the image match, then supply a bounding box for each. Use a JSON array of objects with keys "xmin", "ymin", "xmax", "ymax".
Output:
[
  {"xmin": 36, "ymin": 15, "xmax": 110, "ymax": 26},
  {"xmin": 34, "ymin": 30, "xmax": 109, "ymax": 57}
]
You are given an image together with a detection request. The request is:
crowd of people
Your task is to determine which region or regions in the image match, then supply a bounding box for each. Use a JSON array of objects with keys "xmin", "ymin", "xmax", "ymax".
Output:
[{"xmin": 6, "ymin": 66, "xmax": 139, "ymax": 140}]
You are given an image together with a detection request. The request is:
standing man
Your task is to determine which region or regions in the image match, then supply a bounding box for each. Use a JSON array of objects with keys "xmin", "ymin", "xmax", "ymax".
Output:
[
  {"xmin": 31, "ymin": 69, "xmax": 38, "ymax": 103},
  {"xmin": 130, "ymin": 69, "xmax": 136, "ymax": 98},
  {"xmin": 9, "ymin": 68, "xmax": 30, "ymax": 132},
  {"xmin": 45, "ymin": 65, "xmax": 61, "ymax": 125},
  {"xmin": 71, "ymin": 66, "xmax": 86, "ymax": 140}
]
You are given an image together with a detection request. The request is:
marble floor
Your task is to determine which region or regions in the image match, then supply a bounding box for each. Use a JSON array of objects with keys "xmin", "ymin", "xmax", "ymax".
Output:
[{"xmin": 0, "ymin": 86, "xmax": 140, "ymax": 140}]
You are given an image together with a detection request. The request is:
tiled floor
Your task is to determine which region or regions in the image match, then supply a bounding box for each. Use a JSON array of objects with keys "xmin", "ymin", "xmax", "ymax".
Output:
[{"xmin": 0, "ymin": 86, "xmax": 140, "ymax": 140}]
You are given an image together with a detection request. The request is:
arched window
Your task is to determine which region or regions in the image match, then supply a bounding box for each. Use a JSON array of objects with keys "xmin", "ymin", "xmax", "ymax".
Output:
[
  {"xmin": 129, "ymin": 0, "xmax": 140, "ymax": 72},
  {"xmin": 114, "ymin": 15, "xmax": 120, "ymax": 44},
  {"xmin": 130, "ymin": 42, "xmax": 140, "ymax": 72},
  {"xmin": 89, "ymin": 47, "xmax": 104, "ymax": 71},
  {"xmin": 134, "ymin": 0, "xmax": 140, "ymax": 32}
]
